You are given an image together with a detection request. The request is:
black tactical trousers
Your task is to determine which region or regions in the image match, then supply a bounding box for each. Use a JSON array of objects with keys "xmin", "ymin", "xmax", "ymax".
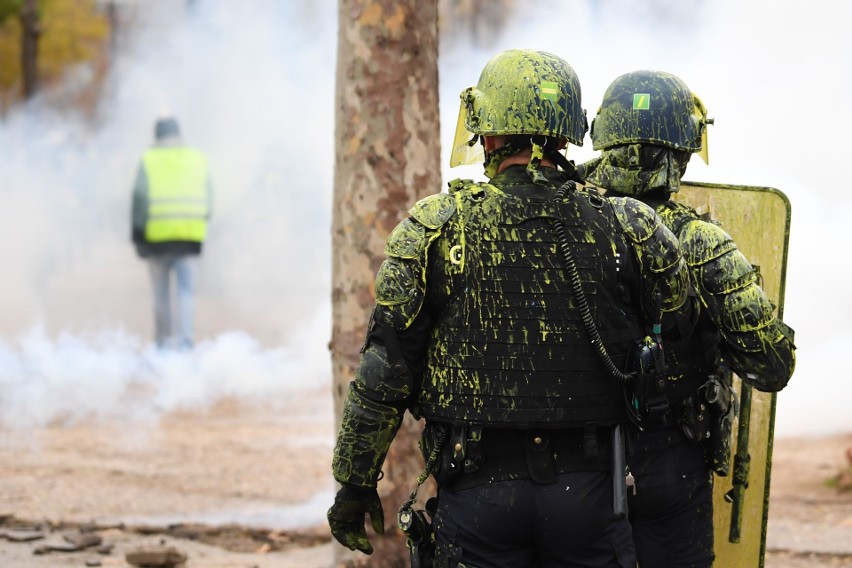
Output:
[
  {"xmin": 432, "ymin": 471, "xmax": 635, "ymax": 568},
  {"xmin": 627, "ymin": 425, "xmax": 714, "ymax": 568}
]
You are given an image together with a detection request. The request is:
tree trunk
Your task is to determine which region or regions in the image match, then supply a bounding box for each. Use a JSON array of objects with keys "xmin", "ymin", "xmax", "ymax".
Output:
[
  {"xmin": 20, "ymin": 0, "xmax": 40, "ymax": 99},
  {"xmin": 331, "ymin": 0, "xmax": 440, "ymax": 566}
]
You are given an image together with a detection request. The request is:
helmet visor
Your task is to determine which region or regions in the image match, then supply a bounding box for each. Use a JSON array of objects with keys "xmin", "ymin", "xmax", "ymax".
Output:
[
  {"xmin": 694, "ymin": 93, "xmax": 710, "ymax": 164},
  {"xmin": 450, "ymin": 97, "xmax": 484, "ymax": 168}
]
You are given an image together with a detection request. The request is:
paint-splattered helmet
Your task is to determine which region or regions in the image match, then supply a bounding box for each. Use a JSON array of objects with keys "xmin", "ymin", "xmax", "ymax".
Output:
[
  {"xmin": 451, "ymin": 49, "xmax": 587, "ymax": 168},
  {"xmin": 590, "ymin": 70, "xmax": 711, "ymax": 160}
]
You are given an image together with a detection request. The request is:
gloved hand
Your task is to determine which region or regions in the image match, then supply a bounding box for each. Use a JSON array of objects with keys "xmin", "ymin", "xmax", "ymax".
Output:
[{"xmin": 327, "ymin": 484, "xmax": 384, "ymax": 554}]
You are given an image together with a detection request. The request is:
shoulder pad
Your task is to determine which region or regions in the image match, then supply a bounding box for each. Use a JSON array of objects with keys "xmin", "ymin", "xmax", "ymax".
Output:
[
  {"xmin": 374, "ymin": 257, "xmax": 425, "ymax": 329},
  {"xmin": 384, "ymin": 218, "xmax": 426, "ymax": 260},
  {"xmin": 447, "ymin": 178, "xmax": 469, "ymax": 192},
  {"xmin": 375, "ymin": 256, "xmax": 421, "ymax": 308},
  {"xmin": 408, "ymin": 193, "xmax": 456, "ymax": 230},
  {"xmin": 609, "ymin": 196, "xmax": 660, "ymax": 244},
  {"xmin": 447, "ymin": 177, "xmax": 492, "ymax": 198},
  {"xmin": 654, "ymin": 201, "xmax": 700, "ymax": 238},
  {"xmin": 679, "ymin": 219, "xmax": 738, "ymax": 267}
]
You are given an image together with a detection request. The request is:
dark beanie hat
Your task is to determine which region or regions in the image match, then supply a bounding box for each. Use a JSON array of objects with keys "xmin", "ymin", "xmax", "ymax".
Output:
[{"xmin": 155, "ymin": 117, "xmax": 181, "ymax": 140}]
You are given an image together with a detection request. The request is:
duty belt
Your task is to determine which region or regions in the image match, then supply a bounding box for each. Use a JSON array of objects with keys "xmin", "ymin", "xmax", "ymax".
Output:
[{"xmin": 443, "ymin": 427, "xmax": 612, "ymax": 491}]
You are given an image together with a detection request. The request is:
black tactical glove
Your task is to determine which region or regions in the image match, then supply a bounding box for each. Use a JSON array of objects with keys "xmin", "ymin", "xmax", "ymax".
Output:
[{"xmin": 327, "ymin": 484, "xmax": 384, "ymax": 554}]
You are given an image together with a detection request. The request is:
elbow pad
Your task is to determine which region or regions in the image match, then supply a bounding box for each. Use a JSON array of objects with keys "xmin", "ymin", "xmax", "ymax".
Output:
[
  {"xmin": 332, "ymin": 383, "xmax": 403, "ymax": 488},
  {"xmin": 723, "ymin": 319, "xmax": 796, "ymax": 392}
]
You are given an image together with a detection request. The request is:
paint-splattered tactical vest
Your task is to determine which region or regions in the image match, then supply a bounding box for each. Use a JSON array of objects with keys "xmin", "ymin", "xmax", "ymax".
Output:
[
  {"xmin": 414, "ymin": 178, "xmax": 646, "ymax": 428},
  {"xmin": 642, "ymin": 199, "xmax": 720, "ymax": 397}
]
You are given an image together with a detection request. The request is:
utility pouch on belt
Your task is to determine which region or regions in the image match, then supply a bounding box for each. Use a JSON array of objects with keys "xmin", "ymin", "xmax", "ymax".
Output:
[
  {"xmin": 432, "ymin": 424, "xmax": 479, "ymax": 486},
  {"xmin": 627, "ymin": 335, "xmax": 667, "ymax": 428},
  {"xmin": 399, "ymin": 497, "xmax": 438, "ymax": 568},
  {"xmin": 403, "ymin": 425, "xmax": 448, "ymax": 568},
  {"xmin": 525, "ymin": 433, "xmax": 557, "ymax": 484},
  {"xmin": 679, "ymin": 390, "xmax": 711, "ymax": 443},
  {"xmin": 700, "ymin": 374, "xmax": 737, "ymax": 476}
]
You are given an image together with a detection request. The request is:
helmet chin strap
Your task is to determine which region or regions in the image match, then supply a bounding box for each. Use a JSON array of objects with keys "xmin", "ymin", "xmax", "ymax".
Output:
[
  {"xmin": 525, "ymin": 139, "xmax": 548, "ymax": 185},
  {"xmin": 483, "ymin": 143, "xmax": 520, "ymax": 179},
  {"xmin": 484, "ymin": 136, "xmax": 577, "ymax": 183},
  {"xmin": 546, "ymin": 147, "xmax": 577, "ymax": 178}
]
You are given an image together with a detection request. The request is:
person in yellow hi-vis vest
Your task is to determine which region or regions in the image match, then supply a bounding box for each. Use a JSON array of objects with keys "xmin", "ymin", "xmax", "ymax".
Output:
[{"xmin": 131, "ymin": 117, "xmax": 212, "ymax": 350}]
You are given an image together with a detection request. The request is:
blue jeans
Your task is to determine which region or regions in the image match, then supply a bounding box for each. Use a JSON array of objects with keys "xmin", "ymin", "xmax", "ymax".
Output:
[{"xmin": 147, "ymin": 254, "xmax": 198, "ymax": 349}]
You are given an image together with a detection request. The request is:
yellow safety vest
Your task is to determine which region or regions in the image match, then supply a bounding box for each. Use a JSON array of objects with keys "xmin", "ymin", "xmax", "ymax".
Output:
[{"xmin": 143, "ymin": 146, "xmax": 210, "ymax": 243}]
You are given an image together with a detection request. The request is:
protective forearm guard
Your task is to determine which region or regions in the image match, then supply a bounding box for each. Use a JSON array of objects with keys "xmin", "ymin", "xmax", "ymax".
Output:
[
  {"xmin": 332, "ymin": 383, "xmax": 403, "ymax": 488},
  {"xmin": 331, "ymin": 196, "xmax": 448, "ymax": 488},
  {"xmin": 680, "ymin": 218, "xmax": 796, "ymax": 392}
]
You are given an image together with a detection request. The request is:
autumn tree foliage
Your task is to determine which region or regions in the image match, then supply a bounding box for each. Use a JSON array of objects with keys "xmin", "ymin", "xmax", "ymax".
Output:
[{"xmin": 0, "ymin": 0, "xmax": 109, "ymax": 112}]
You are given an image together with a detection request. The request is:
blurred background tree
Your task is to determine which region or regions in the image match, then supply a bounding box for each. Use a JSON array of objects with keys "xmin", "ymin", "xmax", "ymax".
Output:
[
  {"xmin": 438, "ymin": 0, "xmax": 515, "ymax": 47},
  {"xmin": 0, "ymin": 0, "xmax": 515, "ymax": 116},
  {"xmin": 0, "ymin": 0, "xmax": 109, "ymax": 114}
]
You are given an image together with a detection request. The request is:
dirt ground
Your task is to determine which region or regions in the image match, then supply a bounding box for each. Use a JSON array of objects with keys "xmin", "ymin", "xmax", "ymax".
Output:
[{"xmin": 0, "ymin": 384, "xmax": 850, "ymax": 568}]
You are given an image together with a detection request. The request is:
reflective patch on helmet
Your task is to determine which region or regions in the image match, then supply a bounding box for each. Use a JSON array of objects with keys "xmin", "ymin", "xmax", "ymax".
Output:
[
  {"xmin": 633, "ymin": 93, "xmax": 650, "ymax": 110},
  {"xmin": 541, "ymin": 81, "xmax": 558, "ymax": 102}
]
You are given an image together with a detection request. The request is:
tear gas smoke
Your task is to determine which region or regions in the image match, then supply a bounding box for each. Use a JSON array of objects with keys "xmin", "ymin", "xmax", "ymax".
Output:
[
  {"xmin": 0, "ymin": 0, "xmax": 335, "ymax": 432},
  {"xmin": 0, "ymin": 0, "xmax": 848, "ymax": 439}
]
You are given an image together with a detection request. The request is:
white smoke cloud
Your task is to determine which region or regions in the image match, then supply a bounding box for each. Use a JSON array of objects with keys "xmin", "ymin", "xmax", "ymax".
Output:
[
  {"xmin": 0, "ymin": 302, "xmax": 330, "ymax": 431},
  {"xmin": 0, "ymin": 0, "xmax": 848, "ymax": 437},
  {"xmin": 0, "ymin": 0, "xmax": 337, "ymax": 429},
  {"xmin": 0, "ymin": 0, "xmax": 335, "ymax": 340}
]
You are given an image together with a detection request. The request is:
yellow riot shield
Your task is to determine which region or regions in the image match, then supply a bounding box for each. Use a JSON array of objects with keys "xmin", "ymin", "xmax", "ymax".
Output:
[{"xmin": 673, "ymin": 182, "xmax": 792, "ymax": 568}]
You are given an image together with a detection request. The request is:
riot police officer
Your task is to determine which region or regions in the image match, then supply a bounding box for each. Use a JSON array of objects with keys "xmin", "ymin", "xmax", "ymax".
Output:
[
  {"xmin": 580, "ymin": 70, "xmax": 797, "ymax": 567},
  {"xmin": 327, "ymin": 50, "xmax": 695, "ymax": 568}
]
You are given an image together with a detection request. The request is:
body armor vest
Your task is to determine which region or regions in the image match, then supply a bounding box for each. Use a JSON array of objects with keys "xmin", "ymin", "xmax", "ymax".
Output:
[{"xmin": 416, "ymin": 183, "xmax": 645, "ymax": 428}]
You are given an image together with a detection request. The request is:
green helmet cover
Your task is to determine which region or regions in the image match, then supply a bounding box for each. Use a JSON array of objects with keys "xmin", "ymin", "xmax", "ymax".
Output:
[
  {"xmin": 590, "ymin": 70, "xmax": 707, "ymax": 152},
  {"xmin": 462, "ymin": 49, "xmax": 587, "ymax": 147}
]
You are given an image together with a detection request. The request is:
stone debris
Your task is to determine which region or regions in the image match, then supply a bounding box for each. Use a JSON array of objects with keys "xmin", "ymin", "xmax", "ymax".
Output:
[
  {"xmin": 0, "ymin": 517, "xmax": 45, "ymax": 543},
  {"xmin": 125, "ymin": 545, "xmax": 188, "ymax": 567},
  {"xmin": 96, "ymin": 541, "xmax": 115, "ymax": 554},
  {"xmin": 64, "ymin": 531, "xmax": 104, "ymax": 549},
  {"xmin": 0, "ymin": 528, "xmax": 45, "ymax": 542},
  {"xmin": 33, "ymin": 530, "xmax": 103, "ymax": 554}
]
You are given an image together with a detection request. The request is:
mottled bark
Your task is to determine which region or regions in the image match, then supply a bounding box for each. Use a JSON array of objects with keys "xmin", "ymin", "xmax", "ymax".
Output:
[{"xmin": 331, "ymin": 0, "xmax": 441, "ymax": 566}]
